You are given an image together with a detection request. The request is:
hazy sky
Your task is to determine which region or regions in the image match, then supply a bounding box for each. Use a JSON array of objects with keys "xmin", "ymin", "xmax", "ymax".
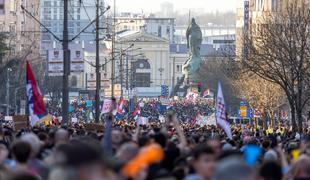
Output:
[{"xmin": 106, "ymin": 0, "xmax": 239, "ymax": 13}]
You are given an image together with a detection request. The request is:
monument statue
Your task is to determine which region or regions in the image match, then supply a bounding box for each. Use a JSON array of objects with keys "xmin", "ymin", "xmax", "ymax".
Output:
[{"xmin": 182, "ymin": 18, "xmax": 202, "ymax": 82}]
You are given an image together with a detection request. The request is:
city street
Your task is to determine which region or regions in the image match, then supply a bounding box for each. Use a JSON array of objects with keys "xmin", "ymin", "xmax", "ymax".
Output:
[{"xmin": 0, "ymin": 0, "xmax": 310, "ymax": 180}]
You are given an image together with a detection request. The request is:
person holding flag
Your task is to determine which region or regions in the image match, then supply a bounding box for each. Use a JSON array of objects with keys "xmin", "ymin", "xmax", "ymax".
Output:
[{"xmin": 216, "ymin": 82, "xmax": 232, "ymax": 139}]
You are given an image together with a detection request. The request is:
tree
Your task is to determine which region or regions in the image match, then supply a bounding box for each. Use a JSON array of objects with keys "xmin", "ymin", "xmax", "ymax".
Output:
[
  {"xmin": 197, "ymin": 58, "xmax": 240, "ymax": 114},
  {"xmin": 243, "ymin": 1, "xmax": 310, "ymax": 132},
  {"xmin": 0, "ymin": 33, "xmax": 9, "ymax": 62},
  {"xmin": 233, "ymin": 73, "xmax": 285, "ymax": 128},
  {"xmin": 44, "ymin": 76, "xmax": 63, "ymax": 107}
]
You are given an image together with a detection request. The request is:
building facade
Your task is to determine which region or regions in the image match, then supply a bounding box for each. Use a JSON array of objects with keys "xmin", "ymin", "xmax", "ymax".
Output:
[
  {"xmin": 110, "ymin": 13, "xmax": 175, "ymax": 43},
  {"xmin": 0, "ymin": 0, "xmax": 41, "ymax": 60},
  {"xmin": 235, "ymin": 0, "xmax": 306, "ymax": 60},
  {"xmin": 174, "ymin": 24, "xmax": 235, "ymax": 45},
  {"xmin": 40, "ymin": 0, "xmax": 105, "ymax": 53}
]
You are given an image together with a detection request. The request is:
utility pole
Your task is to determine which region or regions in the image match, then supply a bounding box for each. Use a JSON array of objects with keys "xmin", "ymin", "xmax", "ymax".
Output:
[
  {"xmin": 21, "ymin": 2, "xmax": 110, "ymax": 125},
  {"xmin": 120, "ymin": 50, "xmax": 123, "ymax": 98},
  {"xmin": 6, "ymin": 68, "xmax": 12, "ymax": 116},
  {"xmin": 62, "ymin": 0, "xmax": 69, "ymax": 125},
  {"xmin": 171, "ymin": 57, "xmax": 175, "ymax": 96},
  {"xmin": 126, "ymin": 51, "xmax": 129, "ymax": 95},
  {"xmin": 111, "ymin": 0, "xmax": 116, "ymax": 97},
  {"xmin": 95, "ymin": 0, "xmax": 101, "ymax": 123}
]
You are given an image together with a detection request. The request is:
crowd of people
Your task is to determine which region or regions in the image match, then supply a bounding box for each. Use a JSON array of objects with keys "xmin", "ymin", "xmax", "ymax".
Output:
[
  {"xmin": 0, "ymin": 97, "xmax": 310, "ymax": 180},
  {"xmin": 139, "ymin": 99, "xmax": 214, "ymax": 122},
  {"xmin": 46, "ymin": 97, "xmax": 215, "ymax": 123}
]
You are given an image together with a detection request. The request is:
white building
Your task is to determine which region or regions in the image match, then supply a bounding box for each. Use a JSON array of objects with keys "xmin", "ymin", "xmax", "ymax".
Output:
[
  {"xmin": 175, "ymin": 24, "xmax": 235, "ymax": 44},
  {"xmin": 110, "ymin": 13, "xmax": 175, "ymax": 43},
  {"xmin": 112, "ymin": 31, "xmax": 171, "ymax": 97}
]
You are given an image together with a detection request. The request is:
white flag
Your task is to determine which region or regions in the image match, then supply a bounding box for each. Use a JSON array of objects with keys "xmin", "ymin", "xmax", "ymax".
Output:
[{"xmin": 216, "ymin": 82, "xmax": 232, "ymax": 139}]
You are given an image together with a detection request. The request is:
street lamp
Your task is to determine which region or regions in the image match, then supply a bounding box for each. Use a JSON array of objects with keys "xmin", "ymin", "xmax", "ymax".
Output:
[
  {"xmin": 6, "ymin": 68, "xmax": 12, "ymax": 116},
  {"xmin": 14, "ymin": 86, "xmax": 24, "ymax": 115},
  {"xmin": 158, "ymin": 67, "xmax": 164, "ymax": 85}
]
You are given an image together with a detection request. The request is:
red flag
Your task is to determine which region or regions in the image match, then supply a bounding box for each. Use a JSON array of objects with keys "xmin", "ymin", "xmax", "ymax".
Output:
[
  {"xmin": 192, "ymin": 113, "xmax": 200, "ymax": 125},
  {"xmin": 26, "ymin": 62, "xmax": 46, "ymax": 115},
  {"xmin": 132, "ymin": 104, "xmax": 140, "ymax": 117},
  {"xmin": 203, "ymin": 89, "xmax": 209, "ymax": 97}
]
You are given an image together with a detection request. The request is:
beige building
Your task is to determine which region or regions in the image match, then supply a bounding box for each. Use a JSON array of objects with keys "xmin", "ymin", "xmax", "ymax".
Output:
[
  {"xmin": 0, "ymin": 0, "xmax": 41, "ymax": 61},
  {"xmin": 83, "ymin": 31, "xmax": 171, "ymax": 98},
  {"xmin": 236, "ymin": 0, "xmax": 309, "ymax": 60}
]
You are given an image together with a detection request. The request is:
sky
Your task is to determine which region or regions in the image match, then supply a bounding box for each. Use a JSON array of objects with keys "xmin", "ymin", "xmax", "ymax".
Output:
[{"xmin": 105, "ymin": 0, "xmax": 239, "ymax": 14}]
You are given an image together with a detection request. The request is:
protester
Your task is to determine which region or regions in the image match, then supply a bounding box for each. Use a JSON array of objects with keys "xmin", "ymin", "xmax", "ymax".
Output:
[{"xmin": 0, "ymin": 97, "xmax": 309, "ymax": 180}]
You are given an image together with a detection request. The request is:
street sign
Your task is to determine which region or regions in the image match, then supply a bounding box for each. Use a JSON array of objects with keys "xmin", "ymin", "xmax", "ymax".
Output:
[
  {"xmin": 161, "ymin": 85, "xmax": 169, "ymax": 97},
  {"xmin": 240, "ymin": 106, "xmax": 247, "ymax": 117},
  {"xmin": 86, "ymin": 100, "xmax": 93, "ymax": 107}
]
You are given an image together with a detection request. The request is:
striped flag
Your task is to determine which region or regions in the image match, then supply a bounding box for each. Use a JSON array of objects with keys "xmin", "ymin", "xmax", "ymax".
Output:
[
  {"xmin": 216, "ymin": 82, "xmax": 232, "ymax": 139},
  {"xmin": 26, "ymin": 62, "xmax": 48, "ymax": 126},
  {"xmin": 192, "ymin": 112, "xmax": 200, "ymax": 125},
  {"xmin": 132, "ymin": 104, "xmax": 140, "ymax": 120},
  {"xmin": 117, "ymin": 98, "xmax": 126, "ymax": 115}
]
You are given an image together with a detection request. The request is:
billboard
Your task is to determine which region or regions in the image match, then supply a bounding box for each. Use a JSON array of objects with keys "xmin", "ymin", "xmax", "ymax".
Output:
[
  {"xmin": 240, "ymin": 106, "xmax": 247, "ymax": 117},
  {"xmin": 49, "ymin": 50, "xmax": 63, "ymax": 62},
  {"xmin": 48, "ymin": 49, "xmax": 84, "ymax": 76}
]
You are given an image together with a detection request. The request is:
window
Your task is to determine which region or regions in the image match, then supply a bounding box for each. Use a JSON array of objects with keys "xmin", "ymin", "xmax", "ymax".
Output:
[
  {"xmin": 44, "ymin": 8, "xmax": 51, "ymax": 14},
  {"xmin": 166, "ymin": 26, "xmax": 170, "ymax": 34},
  {"xmin": 158, "ymin": 26, "xmax": 162, "ymax": 37},
  {"xmin": 176, "ymin": 65, "xmax": 181, "ymax": 72},
  {"xmin": 44, "ymin": 1, "xmax": 51, "ymax": 7},
  {"xmin": 42, "ymin": 34, "xmax": 51, "ymax": 41},
  {"xmin": 44, "ymin": 15, "xmax": 51, "ymax": 20},
  {"xmin": 134, "ymin": 73, "xmax": 151, "ymax": 87},
  {"xmin": 0, "ymin": 0, "xmax": 4, "ymax": 14},
  {"xmin": 9, "ymin": 24, "xmax": 16, "ymax": 33},
  {"xmin": 70, "ymin": 76, "xmax": 77, "ymax": 87},
  {"xmin": 271, "ymin": 0, "xmax": 277, "ymax": 11}
]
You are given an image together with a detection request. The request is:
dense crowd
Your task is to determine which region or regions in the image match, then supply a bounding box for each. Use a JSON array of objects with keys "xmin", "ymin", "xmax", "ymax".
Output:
[
  {"xmin": 0, "ymin": 99, "xmax": 310, "ymax": 180},
  {"xmin": 46, "ymin": 98, "xmax": 215, "ymax": 123},
  {"xmin": 139, "ymin": 99, "xmax": 214, "ymax": 122}
]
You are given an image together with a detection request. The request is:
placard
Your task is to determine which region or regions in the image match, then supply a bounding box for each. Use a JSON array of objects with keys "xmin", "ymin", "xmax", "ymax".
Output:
[
  {"xmin": 12, "ymin": 115, "xmax": 29, "ymax": 131},
  {"xmin": 84, "ymin": 123, "xmax": 104, "ymax": 131}
]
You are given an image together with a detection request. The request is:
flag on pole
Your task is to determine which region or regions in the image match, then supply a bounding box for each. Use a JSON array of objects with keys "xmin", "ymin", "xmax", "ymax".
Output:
[
  {"xmin": 26, "ymin": 62, "xmax": 48, "ymax": 126},
  {"xmin": 132, "ymin": 104, "xmax": 141, "ymax": 120},
  {"xmin": 117, "ymin": 98, "xmax": 126, "ymax": 115},
  {"xmin": 203, "ymin": 88, "xmax": 209, "ymax": 97},
  {"xmin": 192, "ymin": 112, "xmax": 200, "ymax": 125},
  {"xmin": 216, "ymin": 82, "xmax": 232, "ymax": 139}
]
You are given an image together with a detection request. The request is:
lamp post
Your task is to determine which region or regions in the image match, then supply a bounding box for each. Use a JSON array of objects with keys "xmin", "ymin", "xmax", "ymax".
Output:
[
  {"xmin": 158, "ymin": 67, "xmax": 164, "ymax": 85},
  {"xmin": 6, "ymin": 68, "xmax": 12, "ymax": 116},
  {"xmin": 111, "ymin": 0, "xmax": 116, "ymax": 97},
  {"xmin": 14, "ymin": 86, "xmax": 24, "ymax": 115}
]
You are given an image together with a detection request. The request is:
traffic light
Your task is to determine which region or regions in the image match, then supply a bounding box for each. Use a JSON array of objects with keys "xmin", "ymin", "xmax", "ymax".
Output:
[{"xmin": 161, "ymin": 85, "xmax": 169, "ymax": 97}]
